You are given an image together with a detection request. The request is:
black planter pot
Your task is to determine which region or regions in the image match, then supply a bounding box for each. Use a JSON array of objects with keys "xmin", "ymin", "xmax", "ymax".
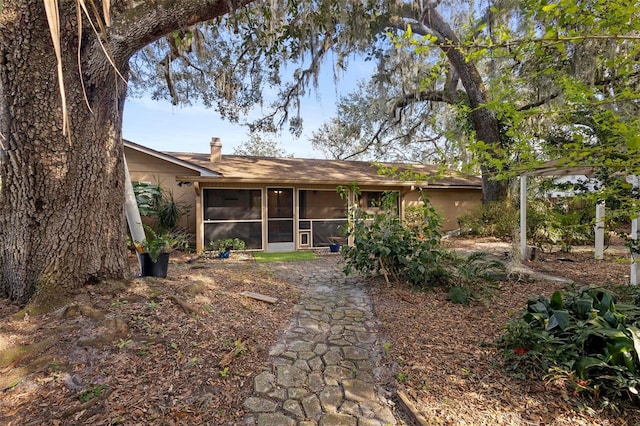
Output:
[
  {"xmin": 137, "ymin": 252, "xmax": 170, "ymax": 278},
  {"xmin": 329, "ymin": 243, "xmax": 341, "ymax": 253}
]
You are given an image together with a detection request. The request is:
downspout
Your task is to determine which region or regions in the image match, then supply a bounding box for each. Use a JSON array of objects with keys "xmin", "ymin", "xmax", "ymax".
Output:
[{"xmin": 124, "ymin": 155, "xmax": 146, "ymax": 273}]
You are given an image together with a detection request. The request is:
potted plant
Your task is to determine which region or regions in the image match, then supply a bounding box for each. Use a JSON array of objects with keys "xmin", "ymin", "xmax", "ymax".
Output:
[
  {"xmin": 328, "ymin": 236, "xmax": 342, "ymax": 253},
  {"xmin": 208, "ymin": 238, "xmax": 246, "ymax": 259},
  {"xmin": 134, "ymin": 226, "xmax": 175, "ymax": 278}
]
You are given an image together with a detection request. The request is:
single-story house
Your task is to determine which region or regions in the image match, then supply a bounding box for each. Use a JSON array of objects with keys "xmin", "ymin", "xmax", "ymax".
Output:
[{"xmin": 124, "ymin": 138, "xmax": 483, "ymax": 253}]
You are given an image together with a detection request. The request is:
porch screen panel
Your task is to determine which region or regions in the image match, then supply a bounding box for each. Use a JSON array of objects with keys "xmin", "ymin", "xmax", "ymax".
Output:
[
  {"xmin": 204, "ymin": 189, "xmax": 261, "ymax": 220},
  {"xmin": 298, "ymin": 190, "xmax": 347, "ymax": 248},
  {"xmin": 311, "ymin": 220, "xmax": 348, "ymax": 247},
  {"xmin": 268, "ymin": 220, "xmax": 294, "ymax": 243},
  {"xmin": 299, "ymin": 190, "xmax": 345, "ymax": 219},
  {"xmin": 203, "ymin": 189, "xmax": 262, "ymax": 249},
  {"xmin": 204, "ymin": 223, "xmax": 262, "ymax": 249}
]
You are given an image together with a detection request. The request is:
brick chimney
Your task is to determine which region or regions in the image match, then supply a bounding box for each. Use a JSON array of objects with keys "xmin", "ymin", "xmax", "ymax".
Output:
[{"xmin": 210, "ymin": 137, "xmax": 222, "ymax": 162}]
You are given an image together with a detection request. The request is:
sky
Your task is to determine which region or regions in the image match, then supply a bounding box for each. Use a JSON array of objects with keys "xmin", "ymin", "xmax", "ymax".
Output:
[{"xmin": 122, "ymin": 58, "xmax": 376, "ymax": 159}]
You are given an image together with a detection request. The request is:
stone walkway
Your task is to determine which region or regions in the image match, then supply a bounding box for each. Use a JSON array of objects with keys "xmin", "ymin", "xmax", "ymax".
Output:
[{"xmin": 243, "ymin": 256, "xmax": 401, "ymax": 426}]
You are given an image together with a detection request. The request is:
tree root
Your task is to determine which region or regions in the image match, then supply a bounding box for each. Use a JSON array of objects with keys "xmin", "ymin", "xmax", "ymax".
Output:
[
  {"xmin": 41, "ymin": 387, "xmax": 114, "ymax": 424},
  {"xmin": 168, "ymin": 295, "xmax": 198, "ymax": 315}
]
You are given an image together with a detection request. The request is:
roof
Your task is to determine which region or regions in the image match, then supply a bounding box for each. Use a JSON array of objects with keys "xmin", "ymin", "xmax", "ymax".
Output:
[
  {"xmin": 167, "ymin": 152, "xmax": 482, "ymax": 189},
  {"xmin": 124, "ymin": 140, "xmax": 220, "ymax": 177}
]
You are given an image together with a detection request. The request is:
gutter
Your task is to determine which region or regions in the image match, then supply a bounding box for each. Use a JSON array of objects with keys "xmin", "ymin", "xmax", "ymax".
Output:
[{"xmin": 174, "ymin": 175, "xmax": 482, "ymax": 190}]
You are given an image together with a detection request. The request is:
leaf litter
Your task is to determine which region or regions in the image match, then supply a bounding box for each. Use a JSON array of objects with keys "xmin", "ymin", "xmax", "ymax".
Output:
[{"xmin": 1, "ymin": 240, "xmax": 640, "ymax": 425}]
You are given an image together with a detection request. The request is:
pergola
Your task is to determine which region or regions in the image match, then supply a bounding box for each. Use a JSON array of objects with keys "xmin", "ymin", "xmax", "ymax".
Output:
[{"xmin": 518, "ymin": 161, "xmax": 639, "ymax": 285}]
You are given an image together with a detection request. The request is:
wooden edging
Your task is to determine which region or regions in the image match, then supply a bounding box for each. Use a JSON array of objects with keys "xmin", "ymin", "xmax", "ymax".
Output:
[
  {"xmin": 240, "ymin": 291, "xmax": 278, "ymax": 304},
  {"xmin": 396, "ymin": 390, "xmax": 429, "ymax": 426}
]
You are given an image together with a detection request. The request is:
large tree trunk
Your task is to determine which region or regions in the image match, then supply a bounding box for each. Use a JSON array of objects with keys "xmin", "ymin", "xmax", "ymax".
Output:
[
  {"xmin": 422, "ymin": 8, "xmax": 509, "ymax": 203},
  {"xmin": 0, "ymin": 0, "xmax": 129, "ymax": 305},
  {"xmin": 0, "ymin": 0, "xmax": 251, "ymax": 306}
]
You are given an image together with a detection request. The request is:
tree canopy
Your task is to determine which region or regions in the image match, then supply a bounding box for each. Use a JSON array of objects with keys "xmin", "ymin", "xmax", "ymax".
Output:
[
  {"xmin": 0, "ymin": 0, "xmax": 639, "ymax": 304},
  {"xmin": 308, "ymin": 0, "xmax": 640, "ymax": 186}
]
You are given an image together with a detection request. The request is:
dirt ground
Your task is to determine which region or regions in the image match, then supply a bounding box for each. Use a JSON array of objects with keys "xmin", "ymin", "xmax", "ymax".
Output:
[
  {"xmin": 0, "ymin": 255, "xmax": 300, "ymax": 425},
  {"xmin": 1, "ymin": 240, "xmax": 640, "ymax": 425},
  {"xmin": 374, "ymin": 236, "xmax": 640, "ymax": 425}
]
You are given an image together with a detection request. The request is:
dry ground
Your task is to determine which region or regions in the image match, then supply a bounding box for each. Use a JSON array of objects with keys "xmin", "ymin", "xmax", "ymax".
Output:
[
  {"xmin": 371, "ymin": 236, "xmax": 640, "ymax": 425},
  {"xmin": 0, "ymin": 254, "xmax": 300, "ymax": 425},
  {"xmin": 1, "ymin": 240, "xmax": 639, "ymax": 425}
]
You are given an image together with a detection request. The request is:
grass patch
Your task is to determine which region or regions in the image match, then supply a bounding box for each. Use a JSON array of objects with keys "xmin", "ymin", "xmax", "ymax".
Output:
[{"xmin": 253, "ymin": 251, "xmax": 318, "ymax": 263}]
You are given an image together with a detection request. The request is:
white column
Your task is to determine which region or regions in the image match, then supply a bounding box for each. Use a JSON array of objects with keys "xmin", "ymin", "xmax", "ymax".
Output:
[
  {"xmin": 520, "ymin": 175, "xmax": 527, "ymax": 261},
  {"xmin": 124, "ymin": 156, "xmax": 146, "ymax": 250},
  {"xmin": 594, "ymin": 201, "xmax": 605, "ymax": 260},
  {"xmin": 632, "ymin": 176, "xmax": 639, "ymax": 285}
]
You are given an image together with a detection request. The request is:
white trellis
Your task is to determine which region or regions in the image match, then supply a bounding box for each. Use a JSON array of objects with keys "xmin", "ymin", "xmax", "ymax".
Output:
[{"xmin": 518, "ymin": 164, "xmax": 638, "ymax": 285}]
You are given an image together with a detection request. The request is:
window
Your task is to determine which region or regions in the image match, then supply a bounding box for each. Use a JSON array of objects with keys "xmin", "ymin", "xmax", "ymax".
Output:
[
  {"xmin": 203, "ymin": 189, "xmax": 262, "ymax": 249},
  {"xmin": 358, "ymin": 190, "xmax": 399, "ymax": 213},
  {"xmin": 298, "ymin": 190, "xmax": 347, "ymax": 247}
]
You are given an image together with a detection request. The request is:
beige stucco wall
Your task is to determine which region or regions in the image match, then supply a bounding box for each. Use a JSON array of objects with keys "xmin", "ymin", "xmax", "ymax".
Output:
[
  {"xmin": 121, "ymin": 152, "xmax": 482, "ymax": 251},
  {"xmin": 403, "ymin": 188, "xmax": 482, "ymax": 231},
  {"xmin": 124, "ymin": 147, "xmax": 199, "ymax": 233}
]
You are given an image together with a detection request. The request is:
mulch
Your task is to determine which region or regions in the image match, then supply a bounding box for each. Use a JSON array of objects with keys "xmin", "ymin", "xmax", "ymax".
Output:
[{"xmin": 1, "ymin": 242, "xmax": 640, "ymax": 425}]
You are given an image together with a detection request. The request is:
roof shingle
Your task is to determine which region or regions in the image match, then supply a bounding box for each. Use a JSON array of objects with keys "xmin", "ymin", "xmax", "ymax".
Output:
[{"xmin": 167, "ymin": 152, "xmax": 481, "ymax": 188}]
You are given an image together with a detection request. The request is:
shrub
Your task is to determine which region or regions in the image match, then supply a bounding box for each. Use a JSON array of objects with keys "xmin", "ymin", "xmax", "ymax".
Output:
[
  {"xmin": 209, "ymin": 238, "xmax": 246, "ymax": 252},
  {"xmin": 458, "ymin": 198, "xmax": 594, "ymax": 253},
  {"xmin": 531, "ymin": 201, "xmax": 593, "ymax": 253},
  {"xmin": 449, "ymin": 251, "xmax": 505, "ymax": 301},
  {"xmin": 342, "ymin": 190, "xmax": 449, "ymax": 289},
  {"xmin": 448, "ymin": 286, "xmax": 470, "ymax": 305},
  {"xmin": 457, "ymin": 200, "xmax": 518, "ymax": 238},
  {"xmin": 500, "ymin": 287, "xmax": 640, "ymax": 403},
  {"xmin": 132, "ymin": 181, "xmax": 192, "ymax": 233},
  {"xmin": 343, "ymin": 189, "xmax": 506, "ymax": 294}
]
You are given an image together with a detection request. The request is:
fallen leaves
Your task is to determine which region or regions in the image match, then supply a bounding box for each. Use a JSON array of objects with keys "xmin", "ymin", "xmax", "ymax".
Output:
[
  {"xmin": 372, "ymin": 239, "xmax": 639, "ymax": 425},
  {"xmin": 0, "ymin": 255, "xmax": 298, "ymax": 425}
]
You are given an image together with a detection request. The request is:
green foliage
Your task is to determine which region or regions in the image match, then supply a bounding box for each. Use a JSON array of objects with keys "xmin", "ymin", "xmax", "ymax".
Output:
[
  {"xmin": 343, "ymin": 188, "xmax": 504, "ymax": 296},
  {"xmin": 342, "ymin": 190, "xmax": 450, "ymax": 289},
  {"xmin": 209, "ymin": 238, "xmax": 246, "ymax": 252},
  {"xmin": 132, "ymin": 181, "xmax": 191, "ymax": 234},
  {"xmin": 448, "ymin": 286, "xmax": 470, "ymax": 305},
  {"xmin": 500, "ymin": 287, "xmax": 640, "ymax": 402},
  {"xmin": 78, "ymin": 385, "xmax": 105, "ymax": 402},
  {"xmin": 137, "ymin": 225, "xmax": 187, "ymax": 262},
  {"xmin": 450, "ymin": 252, "xmax": 505, "ymax": 300},
  {"xmin": 459, "ymin": 196, "xmax": 595, "ymax": 253},
  {"xmin": 457, "ymin": 200, "xmax": 518, "ymax": 239},
  {"xmin": 531, "ymin": 202, "xmax": 593, "ymax": 253}
]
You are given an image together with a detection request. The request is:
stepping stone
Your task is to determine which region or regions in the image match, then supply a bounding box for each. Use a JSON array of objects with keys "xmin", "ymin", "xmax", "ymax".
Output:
[
  {"xmin": 343, "ymin": 379, "xmax": 376, "ymax": 403},
  {"xmin": 301, "ymin": 394, "xmax": 322, "ymax": 419},
  {"xmin": 257, "ymin": 413, "xmax": 295, "ymax": 426},
  {"xmin": 243, "ymin": 397, "xmax": 277, "ymax": 413},
  {"xmin": 277, "ymin": 365, "xmax": 307, "ymax": 387},
  {"xmin": 319, "ymin": 413, "xmax": 357, "ymax": 426},
  {"xmin": 254, "ymin": 372, "xmax": 275, "ymax": 394}
]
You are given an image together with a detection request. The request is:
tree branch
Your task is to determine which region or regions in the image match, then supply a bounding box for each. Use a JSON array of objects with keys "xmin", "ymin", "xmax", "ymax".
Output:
[
  {"xmin": 392, "ymin": 89, "xmax": 459, "ymax": 111},
  {"xmin": 110, "ymin": 0, "xmax": 255, "ymax": 63}
]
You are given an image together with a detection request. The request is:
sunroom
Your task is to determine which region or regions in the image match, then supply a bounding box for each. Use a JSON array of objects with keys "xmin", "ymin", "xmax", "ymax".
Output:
[{"xmin": 201, "ymin": 186, "xmax": 397, "ymax": 252}]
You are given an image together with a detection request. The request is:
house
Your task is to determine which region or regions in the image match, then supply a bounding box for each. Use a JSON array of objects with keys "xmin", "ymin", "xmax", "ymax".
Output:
[{"xmin": 124, "ymin": 138, "xmax": 483, "ymax": 253}]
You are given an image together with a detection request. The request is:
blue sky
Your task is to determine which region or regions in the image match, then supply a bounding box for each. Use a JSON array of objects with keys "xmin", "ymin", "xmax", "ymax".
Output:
[{"xmin": 122, "ymin": 58, "xmax": 375, "ymax": 158}]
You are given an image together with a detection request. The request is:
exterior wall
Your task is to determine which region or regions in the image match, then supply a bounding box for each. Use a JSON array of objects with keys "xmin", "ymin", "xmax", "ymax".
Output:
[
  {"xmin": 122, "ymin": 148, "xmax": 482, "ymax": 251},
  {"xmin": 197, "ymin": 183, "xmax": 481, "ymax": 252},
  {"xmin": 124, "ymin": 147, "xmax": 199, "ymax": 233},
  {"xmin": 199, "ymin": 183, "xmax": 347, "ymax": 253},
  {"xmin": 404, "ymin": 188, "xmax": 482, "ymax": 231}
]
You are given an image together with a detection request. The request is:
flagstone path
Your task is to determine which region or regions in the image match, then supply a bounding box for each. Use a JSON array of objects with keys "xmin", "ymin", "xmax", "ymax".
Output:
[{"xmin": 243, "ymin": 256, "xmax": 401, "ymax": 426}]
